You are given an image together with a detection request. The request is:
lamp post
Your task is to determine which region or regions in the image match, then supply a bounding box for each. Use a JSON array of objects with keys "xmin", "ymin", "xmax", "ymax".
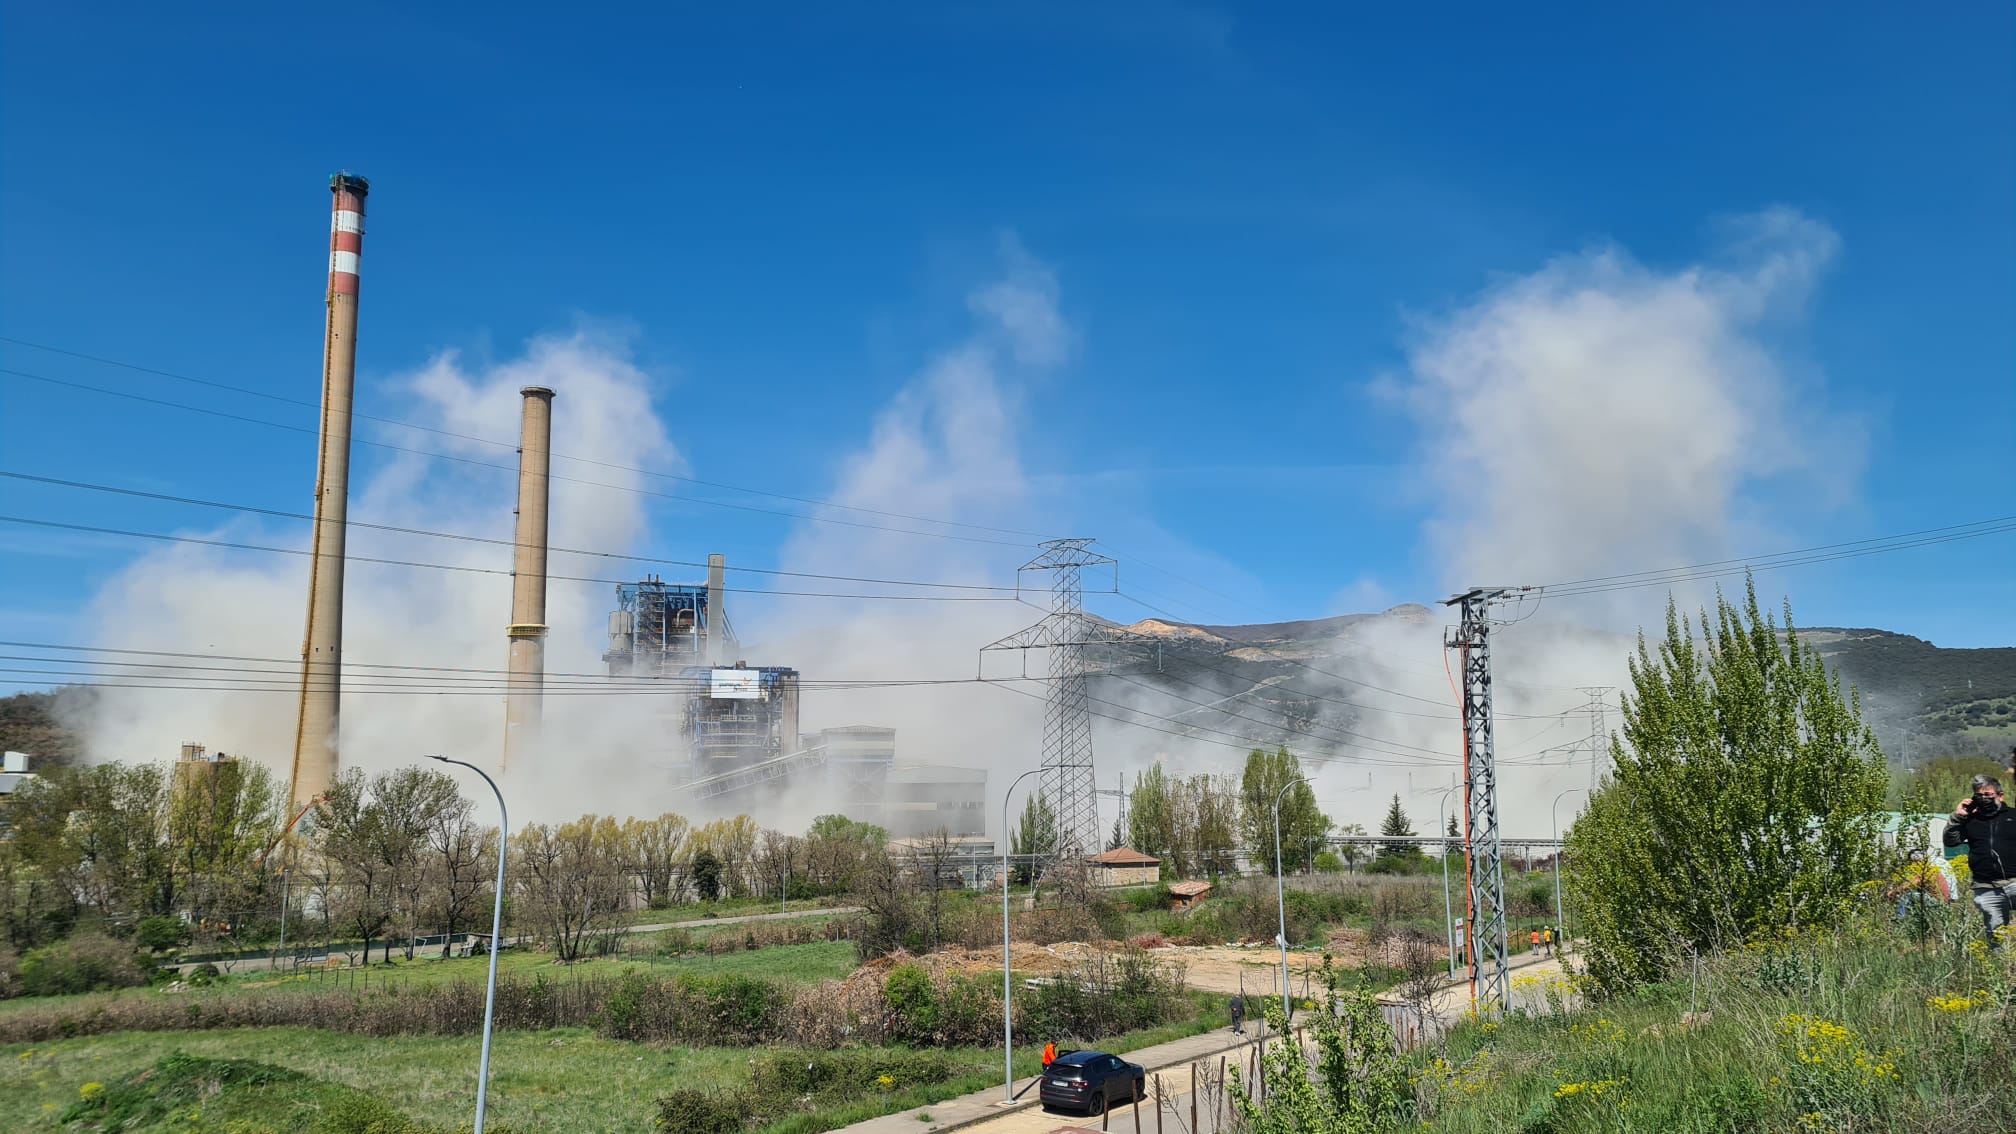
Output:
[
  {"xmin": 1272, "ymin": 775, "xmax": 1311, "ymax": 1024},
  {"xmin": 428, "ymin": 755, "xmax": 509, "ymax": 1134},
  {"xmin": 1550, "ymin": 787, "xmax": 1587, "ymax": 953},
  {"xmin": 1001, "ymin": 767, "xmax": 1045, "ymax": 1104},
  {"xmin": 1429, "ymin": 785, "xmax": 1462, "ymax": 980}
]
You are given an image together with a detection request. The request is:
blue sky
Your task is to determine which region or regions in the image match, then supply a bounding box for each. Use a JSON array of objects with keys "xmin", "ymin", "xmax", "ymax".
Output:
[{"xmin": 2, "ymin": 0, "xmax": 2012, "ymax": 680}]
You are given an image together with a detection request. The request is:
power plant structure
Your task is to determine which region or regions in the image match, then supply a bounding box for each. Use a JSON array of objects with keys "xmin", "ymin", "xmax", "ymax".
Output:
[
  {"xmin": 502, "ymin": 385, "xmax": 555, "ymax": 772},
  {"xmin": 288, "ymin": 171, "xmax": 370, "ymax": 815},
  {"xmin": 601, "ymin": 567, "xmax": 986, "ymax": 836}
]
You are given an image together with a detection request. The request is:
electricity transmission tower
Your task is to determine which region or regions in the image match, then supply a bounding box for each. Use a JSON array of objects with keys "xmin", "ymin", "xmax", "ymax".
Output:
[
  {"xmin": 1444, "ymin": 587, "xmax": 1530, "ymax": 1015},
  {"xmin": 1580, "ymin": 687, "xmax": 1612, "ymax": 791},
  {"xmin": 982, "ymin": 539, "xmax": 1119, "ymax": 860}
]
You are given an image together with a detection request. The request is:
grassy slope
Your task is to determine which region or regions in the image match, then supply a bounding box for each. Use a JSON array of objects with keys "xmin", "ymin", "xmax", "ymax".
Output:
[{"xmin": 1414, "ymin": 911, "xmax": 2016, "ymax": 1132}]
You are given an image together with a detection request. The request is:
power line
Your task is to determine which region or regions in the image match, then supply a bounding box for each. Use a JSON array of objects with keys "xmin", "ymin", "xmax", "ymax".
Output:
[
  {"xmin": 0, "ymin": 471, "xmax": 1023, "ymax": 594},
  {"xmin": 0, "ymin": 337, "xmax": 1054, "ymax": 540},
  {"xmin": 1536, "ymin": 519, "xmax": 2016, "ymax": 598},
  {"xmin": 0, "ymin": 639, "xmax": 1046, "ymax": 688},
  {"xmin": 0, "ymin": 515, "xmax": 1018, "ymax": 602},
  {"xmin": 0, "ymin": 365, "xmax": 1033, "ymax": 548}
]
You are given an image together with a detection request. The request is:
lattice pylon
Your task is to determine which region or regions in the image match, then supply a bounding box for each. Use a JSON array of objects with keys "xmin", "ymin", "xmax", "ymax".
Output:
[
  {"xmin": 1446, "ymin": 588, "xmax": 1511, "ymax": 1016},
  {"xmin": 982, "ymin": 538, "xmax": 1134, "ymax": 864}
]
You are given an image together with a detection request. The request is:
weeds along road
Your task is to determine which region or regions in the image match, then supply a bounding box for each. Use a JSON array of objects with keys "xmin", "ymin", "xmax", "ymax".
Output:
[{"xmin": 169, "ymin": 904, "xmax": 862, "ymax": 975}]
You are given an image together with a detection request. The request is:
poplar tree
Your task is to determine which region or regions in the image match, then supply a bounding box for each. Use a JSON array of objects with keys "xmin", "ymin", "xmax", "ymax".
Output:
[{"xmin": 1565, "ymin": 580, "xmax": 1890, "ymax": 993}]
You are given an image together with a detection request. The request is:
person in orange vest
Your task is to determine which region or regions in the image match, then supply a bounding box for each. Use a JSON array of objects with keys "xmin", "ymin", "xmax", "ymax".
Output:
[
  {"xmin": 1529, "ymin": 929, "xmax": 1541, "ymax": 951},
  {"xmin": 1042, "ymin": 1041, "xmax": 1057, "ymax": 1071}
]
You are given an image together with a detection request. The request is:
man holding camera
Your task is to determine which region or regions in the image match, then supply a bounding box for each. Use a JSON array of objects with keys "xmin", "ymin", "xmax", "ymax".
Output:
[{"xmin": 1943, "ymin": 775, "xmax": 2016, "ymax": 949}]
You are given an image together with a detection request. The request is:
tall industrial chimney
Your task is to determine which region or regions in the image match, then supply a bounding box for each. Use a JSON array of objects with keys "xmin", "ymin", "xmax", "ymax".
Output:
[
  {"xmin": 503, "ymin": 386, "xmax": 556, "ymax": 771},
  {"xmin": 288, "ymin": 172, "xmax": 369, "ymax": 814},
  {"xmin": 705, "ymin": 553, "xmax": 727, "ymax": 665}
]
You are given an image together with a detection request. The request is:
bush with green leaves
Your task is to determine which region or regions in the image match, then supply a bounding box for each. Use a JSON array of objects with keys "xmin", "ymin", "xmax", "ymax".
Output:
[
  {"xmin": 654, "ymin": 1087, "xmax": 755, "ymax": 1134},
  {"xmin": 18, "ymin": 931, "xmax": 155, "ymax": 996},
  {"xmin": 135, "ymin": 914, "xmax": 190, "ymax": 952},
  {"xmin": 1231, "ymin": 955, "xmax": 1409, "ymax": 1134},
  {"xmin": 1565, "ymin": 582, "xmax": 1891, "ymax": 995}
]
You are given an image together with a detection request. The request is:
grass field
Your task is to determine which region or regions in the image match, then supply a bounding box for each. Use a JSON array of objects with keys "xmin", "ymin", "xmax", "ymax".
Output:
[{"xmin": 2, "ymin": 994, "xmax": 1232, "ymax": 1133}]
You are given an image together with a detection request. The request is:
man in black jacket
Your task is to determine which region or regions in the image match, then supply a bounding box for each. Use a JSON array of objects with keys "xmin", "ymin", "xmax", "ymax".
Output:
[{"xmin": 1943, "ymin": 775, "xmax": 2016, "ymax": 949}]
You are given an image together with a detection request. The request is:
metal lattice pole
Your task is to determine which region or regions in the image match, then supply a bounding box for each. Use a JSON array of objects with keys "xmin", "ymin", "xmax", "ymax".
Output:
[
  {"xmin": 981, "ymin": 538, "xmax": 1120, "ymax": 863},
  {"xmin": 1580, "ymin": 687, "xmax": 1611, "ymax": 791},
  {"xmin": 1446, "ymin": 588, "xmax": 1511, "ymax": 1015},
  {"xmin": 1036, "ymin": 540, "xmax": 1103, "ymax": 858}
]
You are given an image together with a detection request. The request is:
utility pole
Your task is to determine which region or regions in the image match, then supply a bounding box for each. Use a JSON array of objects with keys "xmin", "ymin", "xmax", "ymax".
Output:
[
  {"xmin": 1579, "ymin": 687, "xmax": 1611, "ymax": 791},
  {"xmin": 982, "ymin": 539, "xmax": 1115, "ymax": 861},
  {"xmin": 1444, "ymin": 587, "xmax": 1529, "ymax": 1016}
]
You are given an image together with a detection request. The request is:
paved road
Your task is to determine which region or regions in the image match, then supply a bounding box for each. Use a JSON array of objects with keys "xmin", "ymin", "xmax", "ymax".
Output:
[{"xmin": 623, "ymin": 905, "xmax": 858, "ymax": 934}]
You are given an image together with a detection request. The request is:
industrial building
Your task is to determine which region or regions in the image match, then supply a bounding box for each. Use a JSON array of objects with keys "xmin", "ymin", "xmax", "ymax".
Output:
[{"xmin": 599, "ymin": 572, "xmax": 987, "ymax": 826}]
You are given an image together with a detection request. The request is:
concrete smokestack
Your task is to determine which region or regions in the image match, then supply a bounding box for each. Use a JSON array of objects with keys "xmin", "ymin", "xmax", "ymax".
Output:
[
  {"xmin": 288, "ymin": 172, "xmax": 369, "ymax": 814},
  {"xmin": 706, "ymin": 553, "xmax": 727, "ymax": 665},
  {"xmin": 503, "ymin": 386, "xmax": 556, "ymax": 771}
]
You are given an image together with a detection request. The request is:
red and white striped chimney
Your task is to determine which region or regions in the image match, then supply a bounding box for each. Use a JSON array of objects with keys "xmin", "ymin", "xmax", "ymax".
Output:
[{"xmin": 289, "ymin": 172, "xmax": 371, "ymax": 815}]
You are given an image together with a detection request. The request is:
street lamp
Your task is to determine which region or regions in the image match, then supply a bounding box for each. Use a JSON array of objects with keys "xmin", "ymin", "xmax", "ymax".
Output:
[
  {"xmin": 1550, "ymin": 787, "xmax": 1588, "ymax": 953},
  {"xmin": 1272, "ymin": 775, "xmax": 1311, "ymax": 1025},
  {"xmin": 1001, "ymin": 767, "xmax": 1046, "ymax": 1104},
  {"xmin": 428, "ymin": 755, "xmax": 509, "ymax": 1134},
  {"xmin": 1428, "ymin": 785, "xmax": 1462, "ymax": 980}
]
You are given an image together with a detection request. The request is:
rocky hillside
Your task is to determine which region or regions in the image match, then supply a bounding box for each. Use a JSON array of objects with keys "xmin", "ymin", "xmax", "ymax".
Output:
[{"xmin": 1094, "ymin": 609, "xmax": 2016, "ymax": 766}]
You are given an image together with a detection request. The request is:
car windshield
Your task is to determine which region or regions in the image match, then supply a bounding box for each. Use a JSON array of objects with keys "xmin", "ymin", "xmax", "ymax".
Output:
[{"xmin": 1049, "ymin": 1065, "xmax": 1087, "ymax": 1079}]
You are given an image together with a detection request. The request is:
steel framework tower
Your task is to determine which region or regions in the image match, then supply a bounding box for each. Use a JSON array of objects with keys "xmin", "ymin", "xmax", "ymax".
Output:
[
  {"xmin": 1580, "ymin": 687, "xmax": 1612, "ymax": 791},
  {"xmin": 983, "ymin": 539, "xmax": 1115, "ymax": 859},
  {"xmin": 1445, "ymin": 588, "xmax": 1516, "ymax": 1013}
]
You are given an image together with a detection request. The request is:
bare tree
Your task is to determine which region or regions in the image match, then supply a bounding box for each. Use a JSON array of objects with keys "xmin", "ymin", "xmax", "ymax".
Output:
[
  {"xmin": 513, "ymin": 815, "xmax": 626, "ymax": 961},
  {"xmin": 622, "ymin": 812, "xmax": 690, "ymax": 908},
  {"xmin": 907, "ymin": 828, "xmax": 961, "ymax": 950},
  {"xmin": 426, "ymin": 800, "xmax": 495, "ymax": 954}
]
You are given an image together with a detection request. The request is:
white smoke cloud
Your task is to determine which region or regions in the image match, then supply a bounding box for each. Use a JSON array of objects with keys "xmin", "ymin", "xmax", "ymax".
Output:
[
  {"xmin": 83, "ymin": 333, "xmax": 680, "ymax": 816},
  {"xmin": 1305, "ymin": 207, "xmax": 1864, "ymax": 831},
  {"xmin": 1390, "ymin": 207, "xmax": 1855, "ymax": 612},
  {"xmin": 742, "ymin": 237, "xmax": 1066, "ymax": 832}
]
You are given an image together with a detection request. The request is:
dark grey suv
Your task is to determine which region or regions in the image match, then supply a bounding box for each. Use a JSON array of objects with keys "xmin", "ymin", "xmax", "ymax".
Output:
[{"xmin": 1038, "ymin": 1050, "xmax": 1146, "ymax": 1115}]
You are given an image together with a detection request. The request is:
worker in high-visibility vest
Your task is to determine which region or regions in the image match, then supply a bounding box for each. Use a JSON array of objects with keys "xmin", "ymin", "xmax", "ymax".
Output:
[{"xmin": 1042, "ymin": 1041, "xmax": 1057, "ymax": 1071}]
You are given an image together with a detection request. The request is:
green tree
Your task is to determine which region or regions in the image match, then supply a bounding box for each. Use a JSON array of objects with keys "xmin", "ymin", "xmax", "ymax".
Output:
[
  {"xmin": 690, "ymin": 849, "xmax": 724, "ymax": 901},
  {"xmin": 1127, "ymin": 765, "xmax": 1181, "ymax": 872},
  {"xmin": 1230, "ymin": 956, "xmax": 1408, "ymax": 1133},
  {"xmin": 1565, "ymin": 582, "xmax": 1891, "ymax": 994},
  {"xmin": 1010, "ymin": 791, "xmax": 1058, "ymax": 884},
  {"xmin": 1188, "ymin": 774, "xmax": 1241, "ymax": 879},
  {"xmin": 1239, "ymin": 747, "xmax": 1329, "ymax": 876},
  {"xmin": 1893, "ymin": 754, "xmax": 2007, "ymax": 813},
  {"xmin": 1375, "ymin": 795, "xmax": 1421, "ymax": 862},
  {"xmin": 1333, "ymin": 822, "xmax": 1369, "ymax": 874}
]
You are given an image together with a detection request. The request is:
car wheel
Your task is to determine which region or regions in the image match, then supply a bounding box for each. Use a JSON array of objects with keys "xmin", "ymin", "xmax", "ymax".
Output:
[{"xmin": 1087, "ymin": 1094, "xmax": 1105, "ymax": 1116}]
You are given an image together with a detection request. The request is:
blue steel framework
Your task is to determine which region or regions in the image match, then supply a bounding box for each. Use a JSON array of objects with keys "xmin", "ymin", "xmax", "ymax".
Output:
[{"xmin": 603, "ymin": 577, "xmax": 717, "ymax": 677}]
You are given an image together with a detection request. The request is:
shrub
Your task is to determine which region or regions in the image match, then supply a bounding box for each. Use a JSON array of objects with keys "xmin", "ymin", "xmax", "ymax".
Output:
[
  {"xmin": 18, "ymin": 933, "xmax": 155, "ymax": 996},
  {"xmin": 654, "ymin": 1087, "xmax": 754, "ymax": 1134},
  {"xmin": 1126, "ymin": 883, "xmax": 1175, "ymax": 913},
  {"xmin": 135, "ymin": 915, "xmax": 190, "ymax": 952}
]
